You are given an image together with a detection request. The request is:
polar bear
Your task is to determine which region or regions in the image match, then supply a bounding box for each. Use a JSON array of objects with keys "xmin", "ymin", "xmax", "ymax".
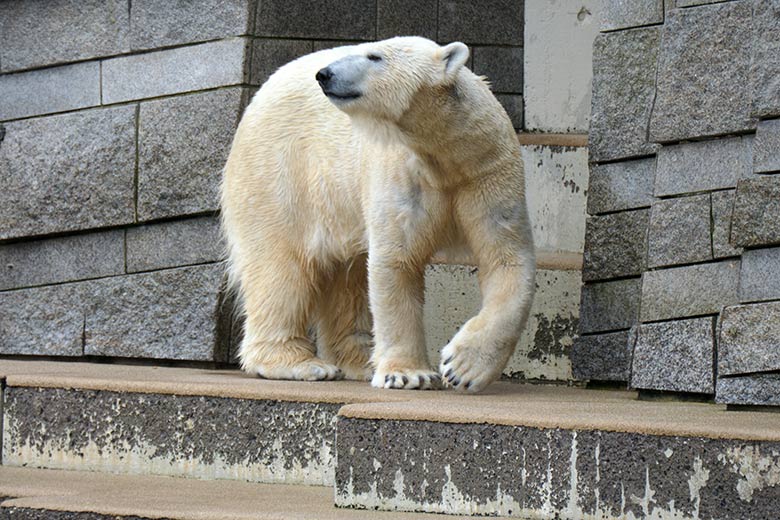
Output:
[{"xmin": 221, "ymin": 37, "xmax": 535, "ymax": 392}]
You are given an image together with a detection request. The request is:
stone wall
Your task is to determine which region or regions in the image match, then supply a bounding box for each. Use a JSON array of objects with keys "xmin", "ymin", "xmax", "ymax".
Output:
[
  {"xmin": 574, "ymin": 0, "xmax": 780, "ymax": 406},
  {"xmin": 2, "ymin": 1, "xmax": 588, "ymax": 375}
]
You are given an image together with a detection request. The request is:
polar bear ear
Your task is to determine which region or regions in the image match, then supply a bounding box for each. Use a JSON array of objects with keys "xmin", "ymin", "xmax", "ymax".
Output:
[{"xmin": 441, "ymin": 42, "xmax": 469, "ymax": 81}]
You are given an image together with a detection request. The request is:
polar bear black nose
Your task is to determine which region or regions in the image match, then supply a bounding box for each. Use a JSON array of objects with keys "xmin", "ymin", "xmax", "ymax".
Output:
[{"xmin": 316, "ymin": 67, "xmax": 333, "ymax": 85}]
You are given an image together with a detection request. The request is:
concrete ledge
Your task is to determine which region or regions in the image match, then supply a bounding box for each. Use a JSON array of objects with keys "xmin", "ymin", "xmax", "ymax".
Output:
[
  {"xmin": 0, "ymin": 467, "xmax": 476, "ymax": 519},
  {"xmin": 517, "ymin": 132, "xmax": 588, "ymax": 148}
]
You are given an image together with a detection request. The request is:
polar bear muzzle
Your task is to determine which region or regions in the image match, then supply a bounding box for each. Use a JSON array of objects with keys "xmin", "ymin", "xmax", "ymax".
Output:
[{"xmin": 316, "ymin": 55, "xmax": 367, "ymax": 102}]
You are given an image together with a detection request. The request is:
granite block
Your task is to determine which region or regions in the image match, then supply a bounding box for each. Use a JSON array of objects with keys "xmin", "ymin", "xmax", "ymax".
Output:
[
  {"xmin": 129, "ymin": 0, "xmax": 252, "ymax": 50},
  {"xmin": 711, "ymin": 190, "xmax": 743, "ymax": 259},
  {"xmin": 0, "ymin": 62, "xmax": 100, "ymax": 121},
  {"xmin": 590, "ymin": 27, "xmax": 661, "ymax": 162},
  {"xmin": 571, "ymin": 330, "xmax": 634, "ymax": 382},
  {"xmin": 649, "ymin": 2, "xmax": 755, "ymax": 142},
  {"xmin": 85, "ymin": 264, "xmax": 228, "ymax": 361},
  {"xmin": 719, "ymin": 302, "xmax": 780, "ymax": 375},
  {"xmin": 731, "ymin": 176, "xmax": 780, "ymax": 247},
  {"xmin": 0, "ymin": 283, "xmax": 85, "ymax": 356},
  {"xmin": 739, "ymin": 247, "xmax": 780, "ymax": 303},
  {"xmin": 583, "ymin": 210, "xmax": 649, "ymax": 282},
  {"xmin": 753, "ymin": 118, "xmax": 780, "ymax": 173},
  {"xmin": 0, "ymin": 231, "xmax": 125, "ymax": 291},
  {"xmin": 255, "ymin": 0, "xmax": 376, "ymax": 40},
  {"xmin": 600, "ymin": 0, "xmax": 664, "ymax": 32},
  {"xmin": 137, "ymin": 88, "xmax": 246, "ymax": 221},
  {"xmin": 102, "ymin": 38, "xmax": 248, "ymax": 104},
  {"xmin": 647, "ymin": 194, "xmax": 712, "ymax": 268},
  {"xmin": 579, "ymin": 278, "xmax": 641, "ymax": 334},
  {"xmin": 654, "ymin": 136, "xmax": 752, "ymax": 197},
  {"xmin": 587, "ymin": 157, "xmax": 655, "ymax": 215},
  {"xmin": 472, "ymin": 46, "xmax": 523, "ymax": 94},
  {"xmin": 377, "ymin": 0, "xmax": 437, "ymax": 40},
  {"xmin": 751, "ymin": 0, "xmax": 780, "ymax": 117},
  {"xmin": 640, "ymin": 260, "xmax": 740, "ymax": 322},
  {"xmin": 631, "ymin": 317, "xmax": 715, "ymax": 394},
  {"xmin": 0, "ymin": 0, "xmax": 129, "ymax": 73},
  {"xmin": 495, "ymin": 94, "xmax": 523, "ymax": 129},
  {"xmin": 126, "ymin": 216, "xmax": 224, "ymax": 273},
  {"xmin": 0, "ymin": 106, "xmax": 136, "ymax": 240},
  {"xmin": 250, "ymin": 39, "xmax": 313, "ymax": 86},
  {"xmin": 438, "ymin": 0, "xmax": 523, "ymax": 45},
  {"xmin": 717, "ymin": 374, "xmax": 780, "ymax": 406}
]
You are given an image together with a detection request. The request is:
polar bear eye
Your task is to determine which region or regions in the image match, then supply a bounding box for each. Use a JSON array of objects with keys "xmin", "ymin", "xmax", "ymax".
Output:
[{"xmin": 367, "ymin": 53, "xmax": 383, "ymax": 62}]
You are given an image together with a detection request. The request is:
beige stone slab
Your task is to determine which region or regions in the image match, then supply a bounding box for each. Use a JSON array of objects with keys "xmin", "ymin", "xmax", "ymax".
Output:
[{"xmin": 0, "ymin": 466, "xmax": 477, "ymax": 519}]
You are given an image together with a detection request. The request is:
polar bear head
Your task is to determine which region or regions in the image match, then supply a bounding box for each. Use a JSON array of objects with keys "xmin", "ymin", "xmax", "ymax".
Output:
[{"xmin": 315, "ymin": 37, "xmax": 470, "ymax": 126}]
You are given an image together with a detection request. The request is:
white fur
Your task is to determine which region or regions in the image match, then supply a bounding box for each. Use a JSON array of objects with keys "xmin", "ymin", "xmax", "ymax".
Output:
[{"xmin": 221, "ymin": 37, "xmax": 535, "ymax": 392}]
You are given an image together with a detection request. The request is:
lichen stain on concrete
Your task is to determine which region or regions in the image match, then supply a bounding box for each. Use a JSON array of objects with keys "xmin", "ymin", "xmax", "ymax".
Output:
[
  {"xmin": 528, "ymin": 312, "xmax": 577, "ymax": 361},
  {"xmin": 719, "ymin": 445, "xmax": 780, "ymax": 502}
]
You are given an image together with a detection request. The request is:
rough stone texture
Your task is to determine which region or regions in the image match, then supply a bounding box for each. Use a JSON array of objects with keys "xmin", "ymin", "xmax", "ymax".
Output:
[
  {"xmin": 578, "ymin": 278, "xmax": 641, "ymax": 334},
  {"xmin": 717, "ymin": 374, "xmax": 780, "ymax": 407},
  {"xmin": 739, "ymin": 247, "xmax": 780, "ymax": 303},
  {"xmin": 3, "ymin": 386, "xmax": 340, "ymax": 486},
  {"xmin": 84, "ymin": 265, "xmax": 228, "ymax": 361},
  {"xmin": 631, "ymin": 317, "xmax": 715, "ymax": 394},
  {"xmin": 571, "ymin": 330, "xmax": 634, "ymax": 382},
  {"xmin": 0, "ymin": 0, "xmax": 129, "ymax": 73},
  {"xmin": 753, "ymin": 118, "xmax": 780, "ymax": 173},
  {"xmin": 472, "ymin": 46, "xmax": 523, "ymax": 93},
  {"xmin": 0, "ymin": 106, "xmax": 136, "ymax": 241},
  {"xmin": 647, "ymin": 194, "xmax": 712, "ymax": 268},
  {"xmin": 731, "ymin": 176, "xmax": 780, "ymax": 247},
  {"xmin": 0, "ymin": 62, "xmax": 100, "ymax": 121},
  {"xmin": 0, "ymin": 284, "xmax": 85, "ymax": 357},
  {"xmin": 1, "ymin": 509, "xmax": 152, "ymax": 520},
  {"xmin": 137, "ymin": 88, "xmax": 246, "ymax": 221},
  {"xmin": 255, "ymin": 0, "xmax": 376, "ymax": 40},
  {"xmin": 640, "ymin": 260, "xmax": 740, "ymax": 322},
  {"xmin": 126, "ymin": 217, "xmax": 224, "ymax": 273},
  {"xmin": 751, "ymin": 0, "xmax": 780, "ymax": 118},
  {"xmin": 129, "ymin": 0, "xmax": 252, "ymax": 51},
  {"xmin": 495, "ymin": 94, "xmax": 523, "ymax": 129},
  {"xmin": 438, "ymin": 0, "xmax": 523, "ymax": 45},
  {"xmin": 524, "ymin": 0, "xmax": 600, "ymax": 132},
  {"xmin": 522, "ymin": 144, "xmax": 589, "ymax": 254},
  {"xmin": 587, "ymin": 158, "xmax": 655, "ymax": 215},
  {"xmin": 425, "ymin": 266, "xmax": 580, "ymax": 382},
  {"xmin": 601, "ymin": 0, "xmax": 664, "ymax": 32},
  {"xmin": 719, "ymin": 302, "xmax": 780, "ymax": 376},
  {"xmin": 377, "ymin": 0, "xmax": 437, "ymax": 40},
  {"xmin": 336, "ymin": 417, "xmax": 780, "ymax": 518},
  {"xmin": 102, "ymin": 38, "xmax": 248, "ymax": 104},
  {"xmin": 654, "ymin": 136, "xmax": 752, "ymax": 197},
  {"xmin": 250, "ymin": 39, "xmax": 313, "ymax": 86},
  {"xmin": 0, "ymin": 231, "xmax": 125, "ymax": 291},
  {"xmin": 589, "ymin": 27, "xmax": 661, "ymax": 162},
  {"xmin": 649, "ymin": 2, "xmax": 755, "ymax": 142},
  {"xmin": 583, "ymin": 210, "xmax": 649, "ymax": 282},
  {"xmin": 712, "ymin": 190, "xmax": 743, "ymax": 259}
]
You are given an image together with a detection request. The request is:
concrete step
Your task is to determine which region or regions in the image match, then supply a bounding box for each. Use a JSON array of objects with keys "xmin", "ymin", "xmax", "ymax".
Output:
[
  {"xmin": 3, "ymin": 360, "xmax": 780, "ymax": 519},
  {"xmin": 0, "ymin": 466, "xmax": 481, "ymax": 519}
]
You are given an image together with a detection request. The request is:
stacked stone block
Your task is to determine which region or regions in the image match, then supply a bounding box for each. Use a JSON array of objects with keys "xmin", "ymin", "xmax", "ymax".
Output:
[
  {"xmin": 0, "ymin": 1, "xmax": 527, "ymax": 364},
  {"xmin": 575, "ymin": 0, "xmax": 780, "ymax": 407}
]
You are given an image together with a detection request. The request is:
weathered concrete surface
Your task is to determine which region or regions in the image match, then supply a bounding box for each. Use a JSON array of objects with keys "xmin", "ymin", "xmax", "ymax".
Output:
[
  {"xmin": 524, "ymin": 0, "xmax": 601, "ymax": 132},
  {"xmin": 425, "ymin": 266, "xmax": 580, "ymax": 382},
  {"xmin": 522, "ymin": 144, "xmax": 589, "ymax": 254},
  {"xmin": 631, "ymin": 317, "xmax": 715, "ymax": 394},
  {"xmin": 0, "ymin": 466, "xmax": 478, "ymax": 520},
  {"xmin": 649, "ymin": 1, "xmax": 755, "ymax": 142},
  {"xmin": 2, "ymin": 386, "xmax": 340, "ymax": 486},
  {"xmin": 336, "ymin": 417, "xmax": 780, "ymax": 518},
  {"xmin": 719, "ymin": 302, "xmax": 780, "ymax": 376}
]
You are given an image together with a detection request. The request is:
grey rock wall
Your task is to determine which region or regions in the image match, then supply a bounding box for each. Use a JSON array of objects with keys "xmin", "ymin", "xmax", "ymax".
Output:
[
  {"xmin": 576, "ymin": 0, "xmax": 780, "ymax": 407},
  {"xmin": 0, "ymin": 0, "xmax": 527, "ymax": 364}
]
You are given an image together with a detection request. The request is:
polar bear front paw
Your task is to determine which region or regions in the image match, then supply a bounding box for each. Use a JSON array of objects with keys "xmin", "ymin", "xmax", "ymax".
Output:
[
  {"xmin": 439, "ymin": 339, "xmax": 504, "ymax": 393},
  {"xmin": 255, "ymin": 358, "xmax": 344, "ymax": 381},
  {"xmin": 371, "ymin": 368, "xmax": 442, "ymax": 390}
]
